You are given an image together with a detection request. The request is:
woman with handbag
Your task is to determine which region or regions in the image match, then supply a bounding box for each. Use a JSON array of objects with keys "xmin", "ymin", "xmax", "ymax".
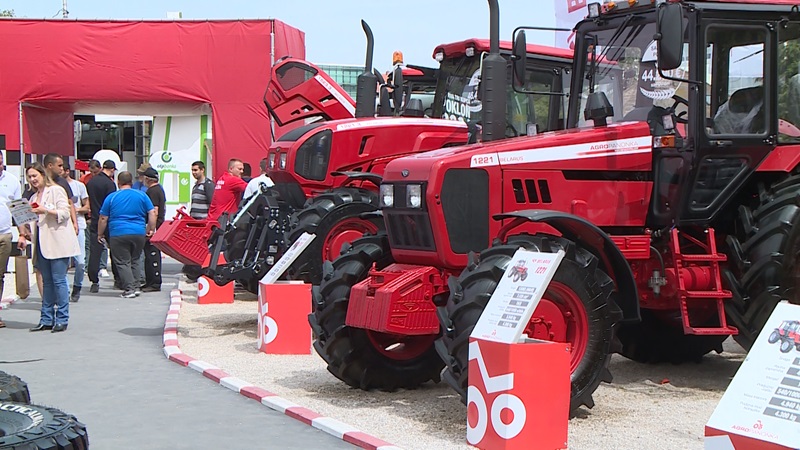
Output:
[{"xmin": 21, "ymin": 162, "xmax": 79, "ymax": 333}]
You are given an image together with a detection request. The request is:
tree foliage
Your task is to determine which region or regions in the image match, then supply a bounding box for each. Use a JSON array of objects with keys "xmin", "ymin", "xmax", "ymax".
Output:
[{"xmin": 0, "ymin": 9, "xmax": 13, "ymax": 17}]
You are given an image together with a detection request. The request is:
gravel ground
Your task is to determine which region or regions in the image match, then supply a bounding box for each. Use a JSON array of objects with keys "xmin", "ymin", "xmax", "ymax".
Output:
[{"xmin": 176, "ymin": 282, "xmax": 745, "ymax": 450}]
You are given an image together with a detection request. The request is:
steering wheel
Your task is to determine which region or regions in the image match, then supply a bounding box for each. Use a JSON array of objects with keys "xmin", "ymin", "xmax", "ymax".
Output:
[{"xmin": 671, "ymin": 94, "xmax": 689, "ymax": 124}]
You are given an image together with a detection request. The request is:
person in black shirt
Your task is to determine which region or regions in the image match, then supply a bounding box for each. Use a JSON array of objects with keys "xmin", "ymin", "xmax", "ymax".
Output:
[
  {"xmin": 86, "ymin": 160, "xmax": 118, "ymax": 293},
  {"xmin": 142, "ymin": 168, "xmax": 165, "ymax": 292}
]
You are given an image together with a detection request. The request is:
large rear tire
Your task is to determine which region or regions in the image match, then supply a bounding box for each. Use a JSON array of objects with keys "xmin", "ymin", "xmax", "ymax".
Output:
[
  {"xmin": 308, "ymin": 234, "xmax": 443, "ymax": 390},
  {"xmin": 0, "ymin": 402, "xmax": 89, "ymax": 449},
  {"xmin": 286, "ymin": 188, "xmax": 383, "ymax": 285},
  {"xmin": 725, "ymin": 174, "xmax": 800, "ymax": 349},
  {"xmin": 437, "ymin": 234, "xmax": 621, "ymax": 413},
  {"xmin": 0, "ymin": 372, "xmax": 30, "ymax": 404}
]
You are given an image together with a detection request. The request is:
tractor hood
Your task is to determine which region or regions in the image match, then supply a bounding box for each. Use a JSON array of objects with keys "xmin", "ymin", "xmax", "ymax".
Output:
[
  {"xmin": 382, "ymin": 122, "xmax": 654, "ymax": 182},
  {"xmin": 264, "ymin": 58, "xmax": 356, "ymax": 127}
]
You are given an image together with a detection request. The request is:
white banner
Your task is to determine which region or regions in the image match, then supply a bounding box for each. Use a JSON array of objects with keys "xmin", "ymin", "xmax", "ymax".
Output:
[{"xmin": 554, "ymin": 0, "xmax": 589, "ymax": 49}]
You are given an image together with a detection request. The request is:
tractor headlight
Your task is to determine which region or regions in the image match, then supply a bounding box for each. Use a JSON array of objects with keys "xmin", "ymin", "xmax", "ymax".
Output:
[
  {"xmin": 406, "ymin": 184, "xmax": 422, "ymax": 208},
  {"xmin": 268, "ymin": 153, "xmax": 276, "ymax": 169},
  {"xmin": 279, "ymin": 152, "xmax": 287, "ymax": 169},
  {"xmin": 380, "ymin": 184, "xmax": 394, "ymax": 207}
]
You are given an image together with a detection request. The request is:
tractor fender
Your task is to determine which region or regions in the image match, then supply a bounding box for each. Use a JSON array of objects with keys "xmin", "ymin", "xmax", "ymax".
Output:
[
  {"xmin": 493, "ymin": 209, "xmax": 640, "ymax": 323},
  {"xmin": 331, "ymin": 171, "xmax": 382, "ymax": 188}
]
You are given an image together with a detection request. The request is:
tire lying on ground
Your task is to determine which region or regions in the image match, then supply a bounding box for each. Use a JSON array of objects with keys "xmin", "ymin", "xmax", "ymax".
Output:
[
  {"xmin": 0, "ymin": 372, "xmax": 30, "ymax": 404},
  {"xmin": 0, "ymin": 402, "xmax": 89, "ymax": 449}
]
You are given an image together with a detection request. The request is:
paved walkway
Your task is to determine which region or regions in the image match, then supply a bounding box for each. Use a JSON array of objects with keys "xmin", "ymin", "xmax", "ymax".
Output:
[{"xmin": 0, "ymin": 261, "xmax": 352, "ymax": 449}]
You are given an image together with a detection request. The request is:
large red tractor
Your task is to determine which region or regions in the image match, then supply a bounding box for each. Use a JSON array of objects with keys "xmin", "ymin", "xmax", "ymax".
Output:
[
  {"xmin": 311, "ymin": 0, "xmax": 800, "ymax": 413},
  {"xmin": 206, "ymin": 26, "xmax": 575, "ymax": 289}
]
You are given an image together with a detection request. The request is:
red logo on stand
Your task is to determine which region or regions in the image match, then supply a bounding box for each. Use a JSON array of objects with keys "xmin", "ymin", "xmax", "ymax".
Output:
[{"xmin": 467, "ymin": 340, "xmax": 527, "ymax": 445}]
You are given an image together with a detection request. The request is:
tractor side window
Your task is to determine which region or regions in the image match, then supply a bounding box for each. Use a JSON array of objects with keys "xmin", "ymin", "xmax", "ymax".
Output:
[
  {"xmin": 434, "ymin": 56, "xmax": 483, "ymax": 123},
  {"xmin": 706, "ymin": 26, "xmax": 766, "ymax": 136},
  {"xmin": 508, "ymin": 69, "xmax": 559, "ymax": 134},
  {"xmin": 777, "ymin": 23, "xmax": 800, "ymax": 143},
  {"xmin": 275, "ymin": 62, "xmax": 317, "ymax": 91}
]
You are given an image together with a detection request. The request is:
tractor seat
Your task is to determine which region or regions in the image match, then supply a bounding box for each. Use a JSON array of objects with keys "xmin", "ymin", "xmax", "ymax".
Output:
[{"xmin": 713, "ymin": 86, "xmax": 764, "ymax": 134}]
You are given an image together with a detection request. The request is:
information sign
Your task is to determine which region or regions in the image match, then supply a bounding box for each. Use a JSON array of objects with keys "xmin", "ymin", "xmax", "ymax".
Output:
[{"xmin": 259, "ymin": 232, "xmax": 315, "ymax": 285}]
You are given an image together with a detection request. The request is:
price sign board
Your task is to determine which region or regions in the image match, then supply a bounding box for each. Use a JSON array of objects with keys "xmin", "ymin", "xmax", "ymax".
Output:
[
  {"xmin": 471, "ymin": 249, "xmax": 564, "ymax": 344},
  {"xmin": 706, "ymin": 301, "xmax": 800, "ymax": 449},
  {"xmin": 259, "ymin": 232, "xmax": 315, "ymax": 285}
]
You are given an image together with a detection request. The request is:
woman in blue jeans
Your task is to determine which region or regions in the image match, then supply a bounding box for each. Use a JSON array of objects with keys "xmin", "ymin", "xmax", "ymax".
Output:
[{"xmin": 21, "ymin": 163, "xmax": 79, "ymax": 333}]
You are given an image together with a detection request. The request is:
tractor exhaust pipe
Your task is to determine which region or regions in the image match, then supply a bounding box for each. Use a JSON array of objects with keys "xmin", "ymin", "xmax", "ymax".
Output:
[
  {"xmin": 355, "ymin": 20, "xmax": 378, "ymax": 118},
  {"xmin": 481, "ymin": 0, "xmax": 506, "ymax": 143}
]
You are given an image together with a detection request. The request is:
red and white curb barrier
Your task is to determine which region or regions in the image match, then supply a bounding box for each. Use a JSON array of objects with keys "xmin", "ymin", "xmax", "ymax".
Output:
[{"xmin": 162, "ymin": 289, "xmax": 402, "ymax": 450}]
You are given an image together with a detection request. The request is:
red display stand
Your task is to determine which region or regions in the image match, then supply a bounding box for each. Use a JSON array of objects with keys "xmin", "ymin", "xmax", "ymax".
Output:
[
  {"xmin": 197, "ymin": 255, "xmax": 233, "ymax": 305},
  {"xmin": 467, "ymin": 337, "xmax": 570, "ymax": 450},
  {"xmin": 257, "ymin": 281, "xmax": 312, "ymax": 354}
]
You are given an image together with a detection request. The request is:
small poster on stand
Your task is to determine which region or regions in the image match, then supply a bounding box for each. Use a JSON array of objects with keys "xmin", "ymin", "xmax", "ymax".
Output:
[
  {"xmin": 470, "ymin": 249, "xmax": 564, "ymax": 344},
  {"xmin": 259, "ymin": 232, "xmax": 316, "ymax": 285},
  {"xmin": 705, "ymin": 301, "xmax": 800, "ymax": 449}
]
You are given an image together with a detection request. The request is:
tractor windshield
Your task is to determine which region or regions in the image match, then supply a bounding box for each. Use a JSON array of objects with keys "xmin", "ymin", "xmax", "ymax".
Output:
[
  {"xmin": 432, "ymin": 55, "xmax": 564, "ymax": 135},
  {"xmin": 571, "ymin": 15, "xmax": 687, "ymax": 128}
]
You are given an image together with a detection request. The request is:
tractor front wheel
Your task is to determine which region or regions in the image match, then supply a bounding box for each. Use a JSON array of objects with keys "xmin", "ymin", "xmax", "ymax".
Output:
[
  {"xmin": 780, "ymin": 339, "xmax": 793, "ymax": 353},
  {"xmin": 768, "ymin": 330, "xmax": 780, "ymax": 344},
  {"xmin": 308, "ymin": 233, "xmax": 443, "ymax": 391},
  {"xmin": 286, "ymin": 188, "xmax": 383, "ymax": 285},
  {"xmin": 436, "ymin": 234, "xmax": 622, "ymax": 413}
]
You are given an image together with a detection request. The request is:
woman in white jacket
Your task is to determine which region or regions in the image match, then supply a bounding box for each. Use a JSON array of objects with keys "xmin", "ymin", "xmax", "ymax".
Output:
[{"xmin": 22, "ymin": 162, "xmax": 79, "ymax": 333}]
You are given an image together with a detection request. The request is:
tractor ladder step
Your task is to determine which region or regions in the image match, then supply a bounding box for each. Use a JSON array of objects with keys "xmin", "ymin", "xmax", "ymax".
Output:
[{"xmin": 671, "ymin": 228, "xmax": 738, "ymax": 336}]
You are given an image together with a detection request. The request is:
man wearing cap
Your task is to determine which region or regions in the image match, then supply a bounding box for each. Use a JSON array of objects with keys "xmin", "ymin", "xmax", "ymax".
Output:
[
  {"xmin": 142, "ymin": 167, "xmax": 165, "ymax": 292},
  {"xmin": 86, "ymin": 160, "xmax": 118, "ymax": 293},
  {"xmin": 133, "ymin": 162, "xmax": 151, "ymax": 192}
]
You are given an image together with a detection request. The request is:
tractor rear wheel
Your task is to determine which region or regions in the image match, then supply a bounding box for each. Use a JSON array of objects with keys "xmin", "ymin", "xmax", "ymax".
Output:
[
  {"xmin": 286, "ymin": 188, "xmax": 383, "ymax": 285},
  {"xmin": 725, "ymin": 173, "xmax": 800, "ymax": 349},
  {"xmin": 616, "ymin": 310, "xmax": 727, "ymax": 363},
  {"xmin": 436, "ymin": 234, "xmax": 621, "ymax": 413},
  {"xmin": 308, "ymin": 233, "xmax": 443, "ymax": 390}
]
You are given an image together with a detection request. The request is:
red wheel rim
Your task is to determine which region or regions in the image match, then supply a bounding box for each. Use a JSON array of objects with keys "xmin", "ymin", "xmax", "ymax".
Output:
[
  {"xmin": 523, "ymin": 281, "xmax": 588, "ymax": 373},
  {"xmin": 323, "ymin": 218, "xmax": 379, "ymax": 261},
  {"xmin": 365, "ymin": 330, "xmax": 436, "ymax": 361}
]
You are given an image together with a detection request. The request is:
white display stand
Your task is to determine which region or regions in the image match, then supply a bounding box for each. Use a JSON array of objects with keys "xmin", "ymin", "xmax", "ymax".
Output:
[
  {"xmin": 471, "ymin": 249, "xmax": 564, "ymax": 344},
  {"xmin": 259, "ymin": 232, "xmax": 315, "ymax": 284},
  {"xmin": 705, "ymin": 301, "xmax": 800, "ymax": 449}
]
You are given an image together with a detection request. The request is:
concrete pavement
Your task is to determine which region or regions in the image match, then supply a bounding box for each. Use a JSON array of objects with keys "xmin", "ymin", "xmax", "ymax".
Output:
[{"xmin": 0, "ymin": 261, "xmax": 353, "ymax": 449}]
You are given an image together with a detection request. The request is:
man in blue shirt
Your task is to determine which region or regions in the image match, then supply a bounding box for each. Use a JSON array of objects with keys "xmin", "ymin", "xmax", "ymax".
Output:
[{"xmin": 97, "ymin": 171, "xmax": 156, "ymax": 298}]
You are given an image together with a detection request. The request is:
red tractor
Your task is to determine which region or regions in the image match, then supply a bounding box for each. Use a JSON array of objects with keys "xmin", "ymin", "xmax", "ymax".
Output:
[
  {"xmin": 311, "ymin": 0, "xmax": 800, "ymax": 414},
  {"xmin": 768, "ymin": 320, "xmax": 800, "ymax": 353},
  {"xmin": 206, "ymin": 23, "xmax": 575, "ymax": 289},
  {"xmin": 507, "ymin": 259, "xmax": 529, "ymax": 282}
]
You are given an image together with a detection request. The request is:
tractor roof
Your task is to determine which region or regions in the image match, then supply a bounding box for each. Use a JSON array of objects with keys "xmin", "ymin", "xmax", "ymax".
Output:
[{"xmin": 433, "ymin": 39, "xmax": 573, "ymax": 62}]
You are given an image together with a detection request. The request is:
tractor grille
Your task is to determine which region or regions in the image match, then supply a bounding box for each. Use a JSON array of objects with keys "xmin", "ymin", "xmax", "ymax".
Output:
[
  {"xmin": 294, "ymin": 129, "xmax": 332, "ymax": 181},
  {"xmin": 441, "ymin": 168, "xmax": 489, "ymax": 254},
  {"xmin": 385, "ymin": 211, "xmax": 436, "ymax": 251}
]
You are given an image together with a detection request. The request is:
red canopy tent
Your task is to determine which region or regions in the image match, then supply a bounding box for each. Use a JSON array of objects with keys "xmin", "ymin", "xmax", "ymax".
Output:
[{"xmin": 0, "ymin": 18, "xmax": 305, "ymax": 176}]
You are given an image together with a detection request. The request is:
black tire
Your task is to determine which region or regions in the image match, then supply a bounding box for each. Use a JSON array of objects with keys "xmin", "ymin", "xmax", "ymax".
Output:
[
  {"xmin": 436, "ymin": 234, "xmax": 622, "ymax": 413},
  {"xmin": 725, "ymin": 173, "xmax": 800, "ymax": 349},
  {"xmin": 308, "ymin": 233, "xmax": 443, "ymax": 390},
  {"xmin": 616, "ymin": 309, "xmax": 727, "ymax": 363},
  {"xmin": 0, "ymin": 402, "xmax": 89, "ymax": 449},
  {"xmin": 780, "ymin": 339, "xmax": 793, "ymax": 353},
  {"xmin": 768, "ymin": 330, "xmax": 780, "ymax": 344},
  {"xmin": 0, "ymin": 372, "xmax": 30, "ymax": 404},
  {"xmin": 285, "ymin": 188, "xmax": 383, "ymax": 285}
]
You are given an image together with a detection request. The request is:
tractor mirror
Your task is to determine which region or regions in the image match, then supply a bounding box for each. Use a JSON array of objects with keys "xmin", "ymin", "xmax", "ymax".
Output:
[
  {"xmin": 512, "ymin": 30, "xmax": 527, "ymax": 86},
  {"xmin": 656, "ymin": 3, "xmax": 684, "ymax": 71}
]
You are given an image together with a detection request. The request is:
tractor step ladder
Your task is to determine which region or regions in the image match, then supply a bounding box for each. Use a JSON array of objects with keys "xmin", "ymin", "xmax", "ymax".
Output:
[{"xmin": 671, "ymin": 228, "xmax": 738, "ymax": 336}]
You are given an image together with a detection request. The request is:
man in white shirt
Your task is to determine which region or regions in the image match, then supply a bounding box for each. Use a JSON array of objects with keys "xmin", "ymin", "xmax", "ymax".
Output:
[
  {"xmin": 64, "ymin": 163, "xmax": 89, "ymax": 302},
  {"xmin": 243, "ymin": 158, "xmax": 274, "ymax": 201},
  {"xmin": 0, "ymin": 152, "xmax": 21, "ymax": 327}
]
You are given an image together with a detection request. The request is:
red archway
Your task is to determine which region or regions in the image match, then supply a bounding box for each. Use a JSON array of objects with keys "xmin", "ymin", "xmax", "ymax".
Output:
[{"xmin": 0, "ymin": 18, "xmax": 305, "ymax": 176}]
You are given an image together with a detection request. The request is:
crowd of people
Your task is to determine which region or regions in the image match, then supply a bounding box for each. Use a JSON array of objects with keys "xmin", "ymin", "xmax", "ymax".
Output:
[{"xmin": 0, "ymin": 154, "xmax": 272, "ymax": 333}]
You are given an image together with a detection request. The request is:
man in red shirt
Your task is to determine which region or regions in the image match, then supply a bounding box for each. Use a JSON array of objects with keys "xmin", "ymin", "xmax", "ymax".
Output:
[{"xmin": 207, "ymin": 158, "xmax": 247, "ymax": 223}]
